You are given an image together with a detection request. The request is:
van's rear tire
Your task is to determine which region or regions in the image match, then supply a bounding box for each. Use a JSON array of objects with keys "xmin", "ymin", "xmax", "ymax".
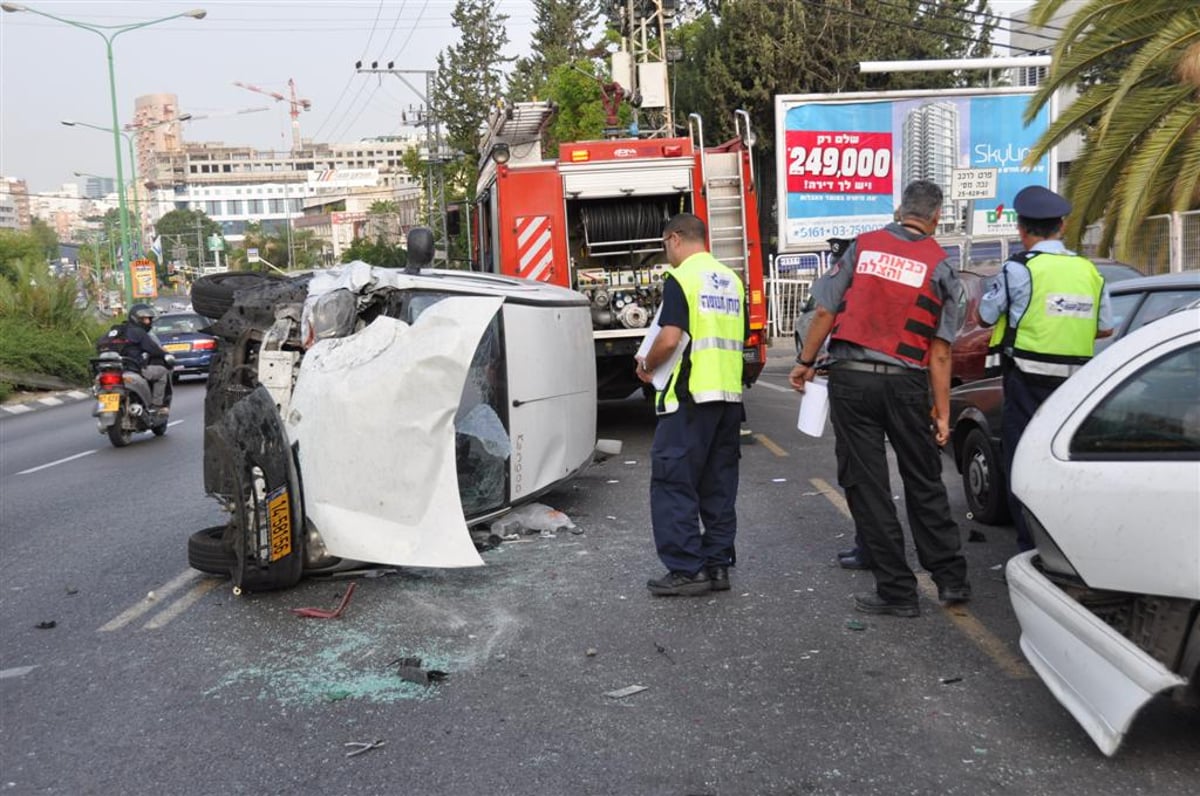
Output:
[
  {"xmin": 188, "ymin": 525, "xmax": 235, "ymax": 576},
  {"xmin": 191, "ymin": 272, "xmax": 282, "ymax": 319}
]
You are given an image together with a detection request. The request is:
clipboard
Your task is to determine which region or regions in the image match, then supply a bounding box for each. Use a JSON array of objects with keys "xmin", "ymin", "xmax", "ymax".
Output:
[{"xmin": 636, "ymin": 307, "xmax": 689, "ymax": 391}]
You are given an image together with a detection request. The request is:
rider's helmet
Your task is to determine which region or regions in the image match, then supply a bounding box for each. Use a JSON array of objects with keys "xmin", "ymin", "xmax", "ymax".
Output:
[{"xmin": 128, "ymin": 303, "xmax": 156, "ymax": 329}]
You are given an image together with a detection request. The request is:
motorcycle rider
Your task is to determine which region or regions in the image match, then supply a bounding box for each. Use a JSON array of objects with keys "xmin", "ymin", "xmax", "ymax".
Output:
[{"xmin": 97, "ymin": 303, "xmax": 172, "ymax": 412}]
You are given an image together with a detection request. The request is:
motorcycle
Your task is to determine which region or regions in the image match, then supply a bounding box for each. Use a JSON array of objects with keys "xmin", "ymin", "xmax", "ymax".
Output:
[{"xmin": 90, "ymin": 351, "xmax": 175, "ymax": 447}]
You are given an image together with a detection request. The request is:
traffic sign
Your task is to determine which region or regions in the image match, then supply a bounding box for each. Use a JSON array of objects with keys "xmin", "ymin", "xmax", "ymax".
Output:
[
  {"xmin": 247, "ymin": 247, "xmax": 260, "ymax": 263},
  {"xmin": 951, "ymin": 168, "xmax": 999, "ymax": 201},
  {"xmin": 207, "ymin": 234, "xmax": 225, "ymax": 252}
]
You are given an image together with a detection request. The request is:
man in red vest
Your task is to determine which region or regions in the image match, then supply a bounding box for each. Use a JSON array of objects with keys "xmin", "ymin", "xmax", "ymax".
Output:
[{"xmin": 791, "ymin": 180, "xmax": 970, "ymax": 618}]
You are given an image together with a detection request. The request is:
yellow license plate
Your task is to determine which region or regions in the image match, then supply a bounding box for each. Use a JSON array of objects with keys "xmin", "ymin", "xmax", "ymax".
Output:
[
  {"xmin": 267, "ymin": 486, "xmax": 292, "ymax": 562},
  {"xmin": 98, "ymin": 393, "xmax": 120, "ymax": 412},
  {"xmin": 163, "ymin": 342, "xmax": 190, "ymax": 352}
]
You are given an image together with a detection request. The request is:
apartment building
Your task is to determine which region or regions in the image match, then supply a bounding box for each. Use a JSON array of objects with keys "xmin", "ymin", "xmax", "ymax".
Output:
[{"xmin": 145, "ymin": 133, "xmax": 423, "ymax": 246}]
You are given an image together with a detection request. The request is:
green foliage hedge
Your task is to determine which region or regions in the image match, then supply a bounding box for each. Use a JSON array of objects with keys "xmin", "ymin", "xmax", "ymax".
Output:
[
  {"xmin": 0, "ymin": 239, "xmax": 109, "ymax": 393},
  {"xmin": 0, "ymin": 316, "xmax": 101, "ymax": 386}
]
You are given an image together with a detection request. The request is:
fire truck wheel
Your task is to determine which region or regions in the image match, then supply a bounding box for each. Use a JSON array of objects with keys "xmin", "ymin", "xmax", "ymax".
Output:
[
  {"xmin": 187, "ymin": 525, "xmax": 236, "ymax": 576},
  {"xmin": 191, "ymin": 272, "xmax": 284, "ymax": 319}
]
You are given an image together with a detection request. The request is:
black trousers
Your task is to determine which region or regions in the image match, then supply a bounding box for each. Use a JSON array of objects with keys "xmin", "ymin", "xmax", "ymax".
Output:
[
  {"xmin": 1001, "ymin": 368, "xmax": 1062, "ymax": 551},
  {"xmin": 650, "ymin": 400, "xmax": 743, "ymax": 574},
  {"xmin": 829, "ymin": 368, "xmax": 968, "ymax": 604}
]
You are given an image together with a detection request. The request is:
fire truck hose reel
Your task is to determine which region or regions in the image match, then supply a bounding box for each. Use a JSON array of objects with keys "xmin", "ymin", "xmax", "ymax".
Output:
[{"xmin": 617, "ymin": 304, "xmax": 649, "ymax": 329}]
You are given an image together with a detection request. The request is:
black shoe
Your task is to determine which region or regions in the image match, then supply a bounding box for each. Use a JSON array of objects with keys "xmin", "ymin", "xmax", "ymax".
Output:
[
  {"xmin": 838, "ymin": 547, "xmax": 859, "ymax": 559},
  {"xmin": 647, "ymin": 570, "xmax": 711, "ymax": 597},
  {"xmin": 837, "ymin": 553, "xmax": 872, "ymax": 570},
  {"xmin": 853, "ymin": 592, "xmax": 919, "ymax": 618},
  {"xmin": 937, "ymin": 584, "xmax": 972, "ymax": 604},
  {"xmin": 707, "ymin": 566, "xmax": 730, "ymax": 592}
]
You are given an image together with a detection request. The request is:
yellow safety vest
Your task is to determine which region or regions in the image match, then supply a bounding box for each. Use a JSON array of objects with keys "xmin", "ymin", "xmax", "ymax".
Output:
[
  {"xmin": 986, "ymin": 250, "xmax": 1104, "ymax": 380},
  {"xmin": 657, "ymin": 251, "xmax": 745, "ymax": 415}
]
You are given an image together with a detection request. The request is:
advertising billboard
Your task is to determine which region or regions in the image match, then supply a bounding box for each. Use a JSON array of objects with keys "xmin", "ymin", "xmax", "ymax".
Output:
[
  {"xmin": 130, "ymin": 259, "xmax": 158, "ymax": 299},
  {"xmin": 774, "ymin": 88, "xmax": 1053, "ymax": 252}
]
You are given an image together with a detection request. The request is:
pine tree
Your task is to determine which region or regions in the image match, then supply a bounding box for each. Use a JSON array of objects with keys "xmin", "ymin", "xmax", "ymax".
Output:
[
  {"xmin": 508, "ymin": 0, "xmax": 603, "ymax": 101},
  {"xmin": 432, "ymin": 0, "xmax": 513, "ymax": 157}
]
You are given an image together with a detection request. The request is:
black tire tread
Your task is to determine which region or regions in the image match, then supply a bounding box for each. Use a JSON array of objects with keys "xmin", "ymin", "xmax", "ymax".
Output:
[
  {"xmin": 188, "ymin": 525, "xmax": 235, "ymax": 576},
  {"xmin": 961, "ymin": 427, "xmax": 1010, "ymax": 526},
  {"xmin": 191, "ymin": 272, "xmax": 282, "ymax": 319}
]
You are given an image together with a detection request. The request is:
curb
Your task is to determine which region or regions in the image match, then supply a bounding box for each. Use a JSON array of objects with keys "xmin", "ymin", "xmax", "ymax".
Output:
[{"xmin": 0, "ymin": 390, "xmax": 92, "ymax": 417}]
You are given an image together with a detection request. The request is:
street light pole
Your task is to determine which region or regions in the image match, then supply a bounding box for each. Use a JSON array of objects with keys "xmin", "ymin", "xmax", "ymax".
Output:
[
  {"xmin": 2, "ymin": 3, "xmax": 205, "ymax": 309},
  {"xmin": 63, "ymin": 115, "xmax": 192, "ymax": 258}
]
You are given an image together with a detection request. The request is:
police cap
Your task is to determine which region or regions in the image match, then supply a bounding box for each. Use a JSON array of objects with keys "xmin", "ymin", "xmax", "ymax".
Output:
[{"xmin": 1013, "ymin": 185, "xmax": 1071, "ymax": 220}]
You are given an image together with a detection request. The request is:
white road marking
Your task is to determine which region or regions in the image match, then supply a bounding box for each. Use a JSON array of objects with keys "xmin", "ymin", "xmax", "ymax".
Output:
[
  {"xmin": 16, "ymin": 421, "xmax": 184, "ymax": 475},
  {"xmin": 2, "ymin": 404, "xmax": 33, "ymax": 414},
  {"xmin": 36, "ymin": 397, "xmax": 63, "ymax": 407},
  {"xmin": 17, "ymin": 449, "xmax": 97, "ymax": 475},
  {"xmin": 755, "ymin": 379, "xmax": 793, "ymax": 393},
  {"xmin": 144, "ymin": 578, "xmax": 222, "ymax": 629},
  {"xmin": 98, "ymin": 569, "xmax": 200, "ymax": 632},
  {"xmin": 0, "ymin": 665, "xmax": 37, "ymax": 679}
]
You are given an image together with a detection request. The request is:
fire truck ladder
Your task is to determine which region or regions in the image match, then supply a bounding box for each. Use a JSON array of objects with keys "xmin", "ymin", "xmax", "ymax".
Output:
[{"xmin": 689, "ymin": 111, "xmax": 753, "ymax": 282}]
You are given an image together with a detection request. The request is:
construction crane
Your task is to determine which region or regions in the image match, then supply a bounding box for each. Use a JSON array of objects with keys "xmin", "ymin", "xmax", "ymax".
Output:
[{"xmin": 233, "ymin": 78, "xmax": 311, "ymax": 151}]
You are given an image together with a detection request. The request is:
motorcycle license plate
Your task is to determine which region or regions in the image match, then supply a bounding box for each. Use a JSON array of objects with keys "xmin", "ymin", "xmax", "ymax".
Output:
[
  {"xmin": 97, "ymin": 393, "xmax": 120, "ymax": 412},
  {"xmin": 266, "ymin": 486, "xmax": 292, "ymax": 562},
  {"xmin": 163, "ymin": 342, "xmax": 190, "ymax": 352}
]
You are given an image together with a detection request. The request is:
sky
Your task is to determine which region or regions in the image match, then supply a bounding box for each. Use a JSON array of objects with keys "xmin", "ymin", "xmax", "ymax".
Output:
[
  {"xmin": 0, "ymin": 0, "xmax": 1034, "ymax": 195},
  {"xmin": 0, "ymin": 0, "xmax": 537, "ymax": 192}
]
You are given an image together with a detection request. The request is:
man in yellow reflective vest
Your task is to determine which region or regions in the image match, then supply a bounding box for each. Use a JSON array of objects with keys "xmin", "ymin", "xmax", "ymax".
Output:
[
  {"xmin": 979, "ymin": 185, "xmax": 1113, "ymax": 551},
  {"xmin": 637, "ymin": 213, "xmax": 747, "ymax": 596}
]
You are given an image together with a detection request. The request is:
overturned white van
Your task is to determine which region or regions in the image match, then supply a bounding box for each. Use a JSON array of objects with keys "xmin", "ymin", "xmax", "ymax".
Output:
[{"xmin": 188, "ymin": 254, "xmax": 597, "ymax": 592}]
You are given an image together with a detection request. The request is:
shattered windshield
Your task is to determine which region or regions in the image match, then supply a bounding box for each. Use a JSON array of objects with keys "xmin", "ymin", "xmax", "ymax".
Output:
[{"xmin": 406, "ymin": 292, "xmax": 510, "ymax": 516}]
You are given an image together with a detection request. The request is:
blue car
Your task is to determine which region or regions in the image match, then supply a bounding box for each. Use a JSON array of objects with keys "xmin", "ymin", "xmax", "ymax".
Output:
[{"xmin": 151, "ymin": 312, "xmax": 218, "ymax": 381}]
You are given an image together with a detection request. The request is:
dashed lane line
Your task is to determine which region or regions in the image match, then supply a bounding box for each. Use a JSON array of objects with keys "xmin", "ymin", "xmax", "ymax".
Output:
[
  {"xmin": 15, "ymin": 421, "xmax": 185, "ymax": 476},
  {"xmin": 754, "ymin": 433, "xmax": 789, "ymax": 457},
  {"xmin": 143, "ymin": 577, "xmax": 222, "ymax": 630},
  {"xmin": 98, "ymin": 569, "xmax": 201, "ymax": 632},
  {"xmin": 915, "ymin": 573, "xmax": 1034, "ymax": 679},
  {"xmin": 17, "ymin": 449, "xmax": 97, "ymax": 475},
  {"xmin": 754, "ymin": 379, "xmax": 794, "ymax": 394},
  {"xmin": 808, "ymin": 477, "xmax": 1034, "ymax": 680}
]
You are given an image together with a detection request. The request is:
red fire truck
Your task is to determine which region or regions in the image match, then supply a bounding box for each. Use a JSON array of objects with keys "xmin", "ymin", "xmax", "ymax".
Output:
[{"xmin": 470, "ymin": 101, "xmax": 768, "ymax": 400}]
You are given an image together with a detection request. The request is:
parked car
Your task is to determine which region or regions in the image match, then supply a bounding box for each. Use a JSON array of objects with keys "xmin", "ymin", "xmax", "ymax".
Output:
[
  {"xmin": 150, "ymin": 311, "xmax": 218, "ymax": 381},
  {"xmin": 187, "ymin": 254, "xmax": 598, "ymax": 593},
  {"xmin": 1006, "ymin": 306, "xmax": 1200, "ymax": 756},
  {"xmin": 949, "ymin": 270, "xmax": 1200, "ymax": 524}
]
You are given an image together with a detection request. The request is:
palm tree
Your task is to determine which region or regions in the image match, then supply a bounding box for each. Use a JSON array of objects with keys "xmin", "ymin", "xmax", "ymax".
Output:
[{"xmin": 1023, "ymin": 0, "xmax": 1200, "ymax": 259}]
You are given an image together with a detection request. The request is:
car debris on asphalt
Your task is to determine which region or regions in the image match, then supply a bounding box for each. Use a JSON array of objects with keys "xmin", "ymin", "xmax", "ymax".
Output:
[{"xmin": 290, "ymin": 582, "xmax": 356, "ymax": 619}]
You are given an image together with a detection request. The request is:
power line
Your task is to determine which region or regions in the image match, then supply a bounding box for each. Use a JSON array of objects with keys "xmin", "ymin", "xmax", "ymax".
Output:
[
  {"xmin": 796, "ymin": 0, "xmax": 1037, "ymax": 54},
  {"xmin": 861, "ymin": 0, "xmax": 1064, "ymax": 46},
  {"xmin": 359, "ymin": 0, "xmax": 386, "ymax": 59},
  {"xmin": 375, "ymin": 0, "xmax": 410, "ymax": 58},
  {"xmin": 391, "ymin": 0, "xmax": 433, "ymax": 62}
]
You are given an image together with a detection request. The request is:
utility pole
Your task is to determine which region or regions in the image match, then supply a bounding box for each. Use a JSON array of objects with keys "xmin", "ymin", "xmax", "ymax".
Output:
[
  {"xmin": 195, "ymin": 219, "xmax": 205, "ymax": 274},
  {"xmin": 613, "ymin": 0, "xmax": 675, "ymax": 138},
  {"xmin": 356, "ymin": 63, "xmax": 450, "ymax": 265}
]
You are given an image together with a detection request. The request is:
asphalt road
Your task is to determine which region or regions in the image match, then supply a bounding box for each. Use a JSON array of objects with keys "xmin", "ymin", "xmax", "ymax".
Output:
[{"xmin": 0, "ymin": 361, "xmax": 1197, "ymax": 795}]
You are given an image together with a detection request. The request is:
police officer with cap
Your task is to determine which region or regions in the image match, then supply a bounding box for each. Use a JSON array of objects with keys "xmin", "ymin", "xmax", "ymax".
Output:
[{"xmin": 979, "ymin": 185, "xmax": 1113, "ymax": 551}]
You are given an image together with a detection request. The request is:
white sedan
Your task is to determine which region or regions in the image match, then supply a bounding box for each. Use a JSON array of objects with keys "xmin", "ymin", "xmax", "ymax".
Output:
[{"xmin": 1007, "ymin": 306, "xmax": 1199, "ymax": 755}]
